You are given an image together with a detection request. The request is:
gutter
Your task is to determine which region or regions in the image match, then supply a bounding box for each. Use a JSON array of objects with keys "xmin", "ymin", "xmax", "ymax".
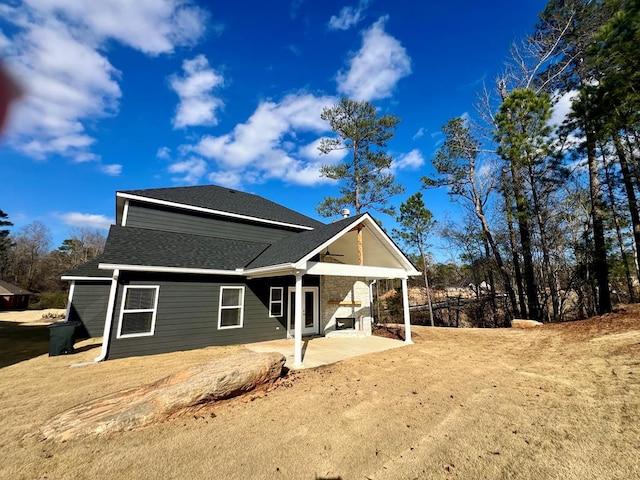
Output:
[
  {"xmin": 94, "ymin": 269, "xmax": 119, "ymax": 362},
  {"xmin": 244, "ymin": 263, "xmax": 297, "ymax": 278}
]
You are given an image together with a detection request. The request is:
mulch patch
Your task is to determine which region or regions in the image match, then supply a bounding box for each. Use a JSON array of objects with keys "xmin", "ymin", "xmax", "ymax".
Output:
[{"xmin": 372, "ymin": 324, "xmax": 420, "ymax": 341}]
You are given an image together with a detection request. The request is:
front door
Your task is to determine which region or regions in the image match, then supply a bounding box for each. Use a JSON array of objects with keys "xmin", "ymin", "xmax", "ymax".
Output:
[{"xmin": 287, "ymin": 287, "xmax": 319, "ymax": 336}]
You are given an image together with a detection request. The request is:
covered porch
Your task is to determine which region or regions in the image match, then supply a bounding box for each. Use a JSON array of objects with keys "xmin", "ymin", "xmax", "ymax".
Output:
[{"xmin": 245, "ymin": 212, "xmax": 419, "ymax": 367}]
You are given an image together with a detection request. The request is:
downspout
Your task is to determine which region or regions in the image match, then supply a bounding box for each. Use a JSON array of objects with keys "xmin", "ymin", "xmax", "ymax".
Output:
[
  {"xmin": 64, "ymin": 280, "xmax": 75, "ymax": 321},
  {"xmin": 94, "ymin": 269, "xmax": 119, "ymax": 362}
]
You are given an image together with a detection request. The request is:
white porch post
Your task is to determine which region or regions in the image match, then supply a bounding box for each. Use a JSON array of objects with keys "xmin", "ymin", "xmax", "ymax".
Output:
[
  {"xmin": 401, "ymin": 277, "xmax": 413, "ymax": 344},
  {"xmin": 293, "ymin": 272, "xmax": 304, "ymax": 367}
]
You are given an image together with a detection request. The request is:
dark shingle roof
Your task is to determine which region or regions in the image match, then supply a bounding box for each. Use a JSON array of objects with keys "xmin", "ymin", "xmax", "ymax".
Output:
[
  {"xmin": 0, "ymin": 279, "xmax": 32, "ymax": 295},
  {"xmin": 101, "ymin": 226, "xmax": 270, "ymax": 271},
  {"xmin": 121, "ymin": 185, "xmax": 324, "ymax": 230},
  {"xmin": 248, "ymin": 214, "xmax": 366, "ymax": 268},
  {"xmin": 63, "ymin": 255, "xmax": 113, "ymax": 278}
]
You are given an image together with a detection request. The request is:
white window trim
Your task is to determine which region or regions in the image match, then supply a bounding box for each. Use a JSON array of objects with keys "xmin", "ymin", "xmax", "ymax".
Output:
[
  {"xmin": 269, "ymin": 287, "xmax": 284, "ymax": 318},
  {"xmin": 218, "ymin": 286, "xmax": 245, "ymax": 330},
  {"xmin": 116, "ymin": 285, "xmax": 160, "ymax": 339}
]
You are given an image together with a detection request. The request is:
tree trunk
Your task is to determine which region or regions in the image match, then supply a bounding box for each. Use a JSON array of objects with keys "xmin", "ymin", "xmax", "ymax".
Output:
[
  {"xmin": 511, "ymin": 162, "xmax": 541, "ymax": 320},
  {"xmin": 527, "ymin": 163, "xmax": 560, "ymax": 320},
  {"xmin": 469, "ymin": 175, "xmax": 518, "ymax": 319},
  {"xmin": 481, "ymin": 235, "xmax": 499, "ymax": 327},
  {"xmin": 586, "ymin": 129, "xmax": 612, "ymax": 314},
  {"xmin": 613, "ymin": 130, "xmax": 640, "ymax": 297},
  {"xmin": 602, "ymin": 143, "xmax": 635, "ymax": 302},
  {"xmin": 502, "ymin": 170, "xmax": 526, "ymax": 318}
]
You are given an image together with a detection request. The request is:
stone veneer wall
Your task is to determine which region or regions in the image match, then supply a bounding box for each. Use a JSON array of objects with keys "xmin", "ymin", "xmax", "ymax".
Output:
[{"xmin": 320, "ymin": 276, "xmax": 372, "ymax": 335}]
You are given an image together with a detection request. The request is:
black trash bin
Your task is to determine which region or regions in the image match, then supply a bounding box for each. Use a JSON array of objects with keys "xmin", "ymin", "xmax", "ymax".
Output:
[{"xmin": 48, "ymin": 321, "xmax": 80, "ymax": 356}]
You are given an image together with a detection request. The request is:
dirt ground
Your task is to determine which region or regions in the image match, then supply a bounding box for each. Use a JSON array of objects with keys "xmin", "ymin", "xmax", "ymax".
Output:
[{"xmin": 0, "ymin": 307, "xmax": 638, "ymax": 479}]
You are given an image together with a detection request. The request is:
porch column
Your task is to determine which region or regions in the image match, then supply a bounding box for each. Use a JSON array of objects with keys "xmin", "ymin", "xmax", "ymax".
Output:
[
  {"xmin": 401, "ymin": 277, "xmax": 413, "ymax": 344},
  {"xmin": 293, "ymin": 272, "xmax": 304, "ymax": 367}
]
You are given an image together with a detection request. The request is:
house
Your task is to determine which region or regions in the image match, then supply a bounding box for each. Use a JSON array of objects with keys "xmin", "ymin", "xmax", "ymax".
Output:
[
  {"xmin": 0, "ymin": 279, "xmax": 32, "ymax": 310},
  {"xmin": 62, "ymin": 185, "xmax": 419, "ymax": 366}
]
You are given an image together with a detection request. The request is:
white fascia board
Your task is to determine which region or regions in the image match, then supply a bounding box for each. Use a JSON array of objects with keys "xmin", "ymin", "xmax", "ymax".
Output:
[
  {"xmin": 61, "ymin": 275, "xmax": 112, "ymax": 281},
  {"xmin": 243, "ymin": 263, "xmax": 298, "ymax": 279},
  {"xmin": 305, "ymin": 261, "xmax": 409, "ymax": 279},
  {"xmin": 117, "ymin": 192, "xmax": 315, "ymax": 231},
  {"xmin": 98, "ymin": 263, "xmax": 244, "ymax": 276}
]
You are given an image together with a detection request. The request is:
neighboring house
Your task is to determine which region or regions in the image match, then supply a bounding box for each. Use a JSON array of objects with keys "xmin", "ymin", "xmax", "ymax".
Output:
[
  {"xmin": 62, "ymin": 185, "xmax": 419, "ymax": 365},
  {"xmin": 0, "ymin": 280, "xmax": 31, "ymax": 311}
]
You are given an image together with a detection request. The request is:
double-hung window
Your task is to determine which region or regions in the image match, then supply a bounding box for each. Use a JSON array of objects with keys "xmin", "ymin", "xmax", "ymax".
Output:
[
  {"xmin": 269, "ymin": 287, "xmax": 283, "ymax": 317},
  {"xmin": 218, "ymin": 286, "xmax": 244, "ymax": 329},
  {"xmin": 117, "ymin": 286, "xmax": 159, "ymax": 338}
]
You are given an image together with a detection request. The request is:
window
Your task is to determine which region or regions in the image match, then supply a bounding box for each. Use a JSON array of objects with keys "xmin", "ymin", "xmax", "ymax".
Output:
[
  {"xmin": 269, "ymin": 287, "xmax": 283, "ymax": 317},
  {"xmin": 218, "ymin": 286, "xmax": 244, "ymax": 329},
  {"xmin": 117, "ymin": 286, "xmax": 159, "ymax": 338}
]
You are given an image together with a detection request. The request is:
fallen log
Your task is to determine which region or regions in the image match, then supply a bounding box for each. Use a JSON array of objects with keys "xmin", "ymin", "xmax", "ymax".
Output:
[{"xmin": 41, "ymin": 350, "xmax": 286, "ymax": 442}]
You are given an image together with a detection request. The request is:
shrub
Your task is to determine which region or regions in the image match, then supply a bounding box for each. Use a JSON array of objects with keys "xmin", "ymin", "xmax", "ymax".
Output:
[{"xmin": 29, "ymin": 291, "xmax": 67, "ymax": 309}]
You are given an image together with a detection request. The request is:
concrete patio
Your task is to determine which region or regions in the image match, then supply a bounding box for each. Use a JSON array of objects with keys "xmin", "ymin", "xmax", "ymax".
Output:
[{"xmin": 245, "ymin": 335, "xmax": 407, "ymax": 369}]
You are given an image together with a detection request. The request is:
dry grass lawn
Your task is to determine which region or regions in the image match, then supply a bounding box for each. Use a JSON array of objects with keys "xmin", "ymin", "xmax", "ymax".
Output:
[{"xmin": 0, "ymin": 306, "xmax": 639, "ymax": 479}]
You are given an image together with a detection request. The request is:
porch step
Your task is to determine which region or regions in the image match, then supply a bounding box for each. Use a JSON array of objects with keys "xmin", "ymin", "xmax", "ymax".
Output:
[{"xmin": 325, "ymin": 329, "xmax": 369, "ymax": 339}]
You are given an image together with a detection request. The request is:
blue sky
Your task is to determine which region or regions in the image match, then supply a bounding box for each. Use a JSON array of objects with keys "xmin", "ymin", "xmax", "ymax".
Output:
[{"xmin": 0, "ymin": 0, "xmax": 548, "ymax": 260}]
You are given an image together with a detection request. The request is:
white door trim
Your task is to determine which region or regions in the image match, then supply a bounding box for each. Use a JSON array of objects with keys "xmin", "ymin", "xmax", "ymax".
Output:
[{"xmin": 287, "ymin": 286, "xmax": 319, "ymax": 337}]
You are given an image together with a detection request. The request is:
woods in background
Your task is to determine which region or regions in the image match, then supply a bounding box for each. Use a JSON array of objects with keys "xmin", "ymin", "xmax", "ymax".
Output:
[
  {"xmin": 423, "ymin": 0, "xmax": 640, "ymax": 322},
  {"xmin": 0, "ymin": 209, "xmax": 105, "ymax": 307}
]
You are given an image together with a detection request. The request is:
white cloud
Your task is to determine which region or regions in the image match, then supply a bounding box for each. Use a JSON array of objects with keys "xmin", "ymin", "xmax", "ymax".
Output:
[
  {"xmin": 391, "ymin": 149, "xmax": 424, "ymax": 172},
  {"xmin": 176, "ymin": 93, "xmax": 344, "ymax": 188},
  {"xmin": 412, "ymin": 127, "xmax": 425, "ymax": 140},
  {"xmin": 190, "ymin": 93, "xmax": 337, "ymax": 187},
  {"xmin": 170, "ymin": 55, "xmax": 224, "ymax": 129},
  {"xmin": 100, "ymin": 163, "xmax": 122, "ymax": 176},
  {"xmin": 156, "ymin": 146, "xmax": 171, "ymax": 159},
  {"xmin": 56, "ymin": 212, "xmax": 114, "ymax": 230},
  {"xmin": 207, "ymin": 170, "xmax": 243, "ymax": 189},
  {"xmin": 290, "ymin": 0, "xmax": 305, "ymax": 19},
  {"xmin": 0, "ymin": 0, "xmax": 209, "ymax": 161},
  {"xmin": 287, "ymin": 45, "xmax": 301, "ymax": 57},
  {"xmin": 328, "ymin": 0, "xmax": 370, "ymax": 30},
  {"xmin": 337, "ymin": 16, "xmax": 411, "ymax": 101},
  {"xmin": 21, "ymin": 0, "xmax": 208, "ymax": 55},
  {"xmin": 299, "ymin": 138, "xmax": 347, "ymax": 164},
  {"xmin": 550, "ymin": 90, "xmax": 576, "ymax": 128},
  {"xmin": 168, "ymin": 158, "xmax": 208, "ymax": 184}
]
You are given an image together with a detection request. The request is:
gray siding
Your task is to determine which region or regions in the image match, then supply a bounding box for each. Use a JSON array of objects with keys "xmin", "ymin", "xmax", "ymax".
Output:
[
  {"xmin": 68, "ymin": 281, "xmax": 111, "ymax": 337},
  {"xmin": 106, "ymin": 273, "xmax": 316, "ymax": 359},
  {"xmin": 125, "ymin": 202, "xmax": 297, "ymax": 243}
]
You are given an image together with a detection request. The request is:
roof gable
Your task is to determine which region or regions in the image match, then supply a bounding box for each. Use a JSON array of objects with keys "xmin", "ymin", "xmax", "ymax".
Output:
[
  {"xmin": 247, "ymin": 213, "xmax": 418, "ymax": 274},
  {"xmin": 247, "ymin": 214, "xmax": 364, "ymax": 269},
  {"xmin": 119, "ymin": 185, "xmax": 324, "ymax": 230}
]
